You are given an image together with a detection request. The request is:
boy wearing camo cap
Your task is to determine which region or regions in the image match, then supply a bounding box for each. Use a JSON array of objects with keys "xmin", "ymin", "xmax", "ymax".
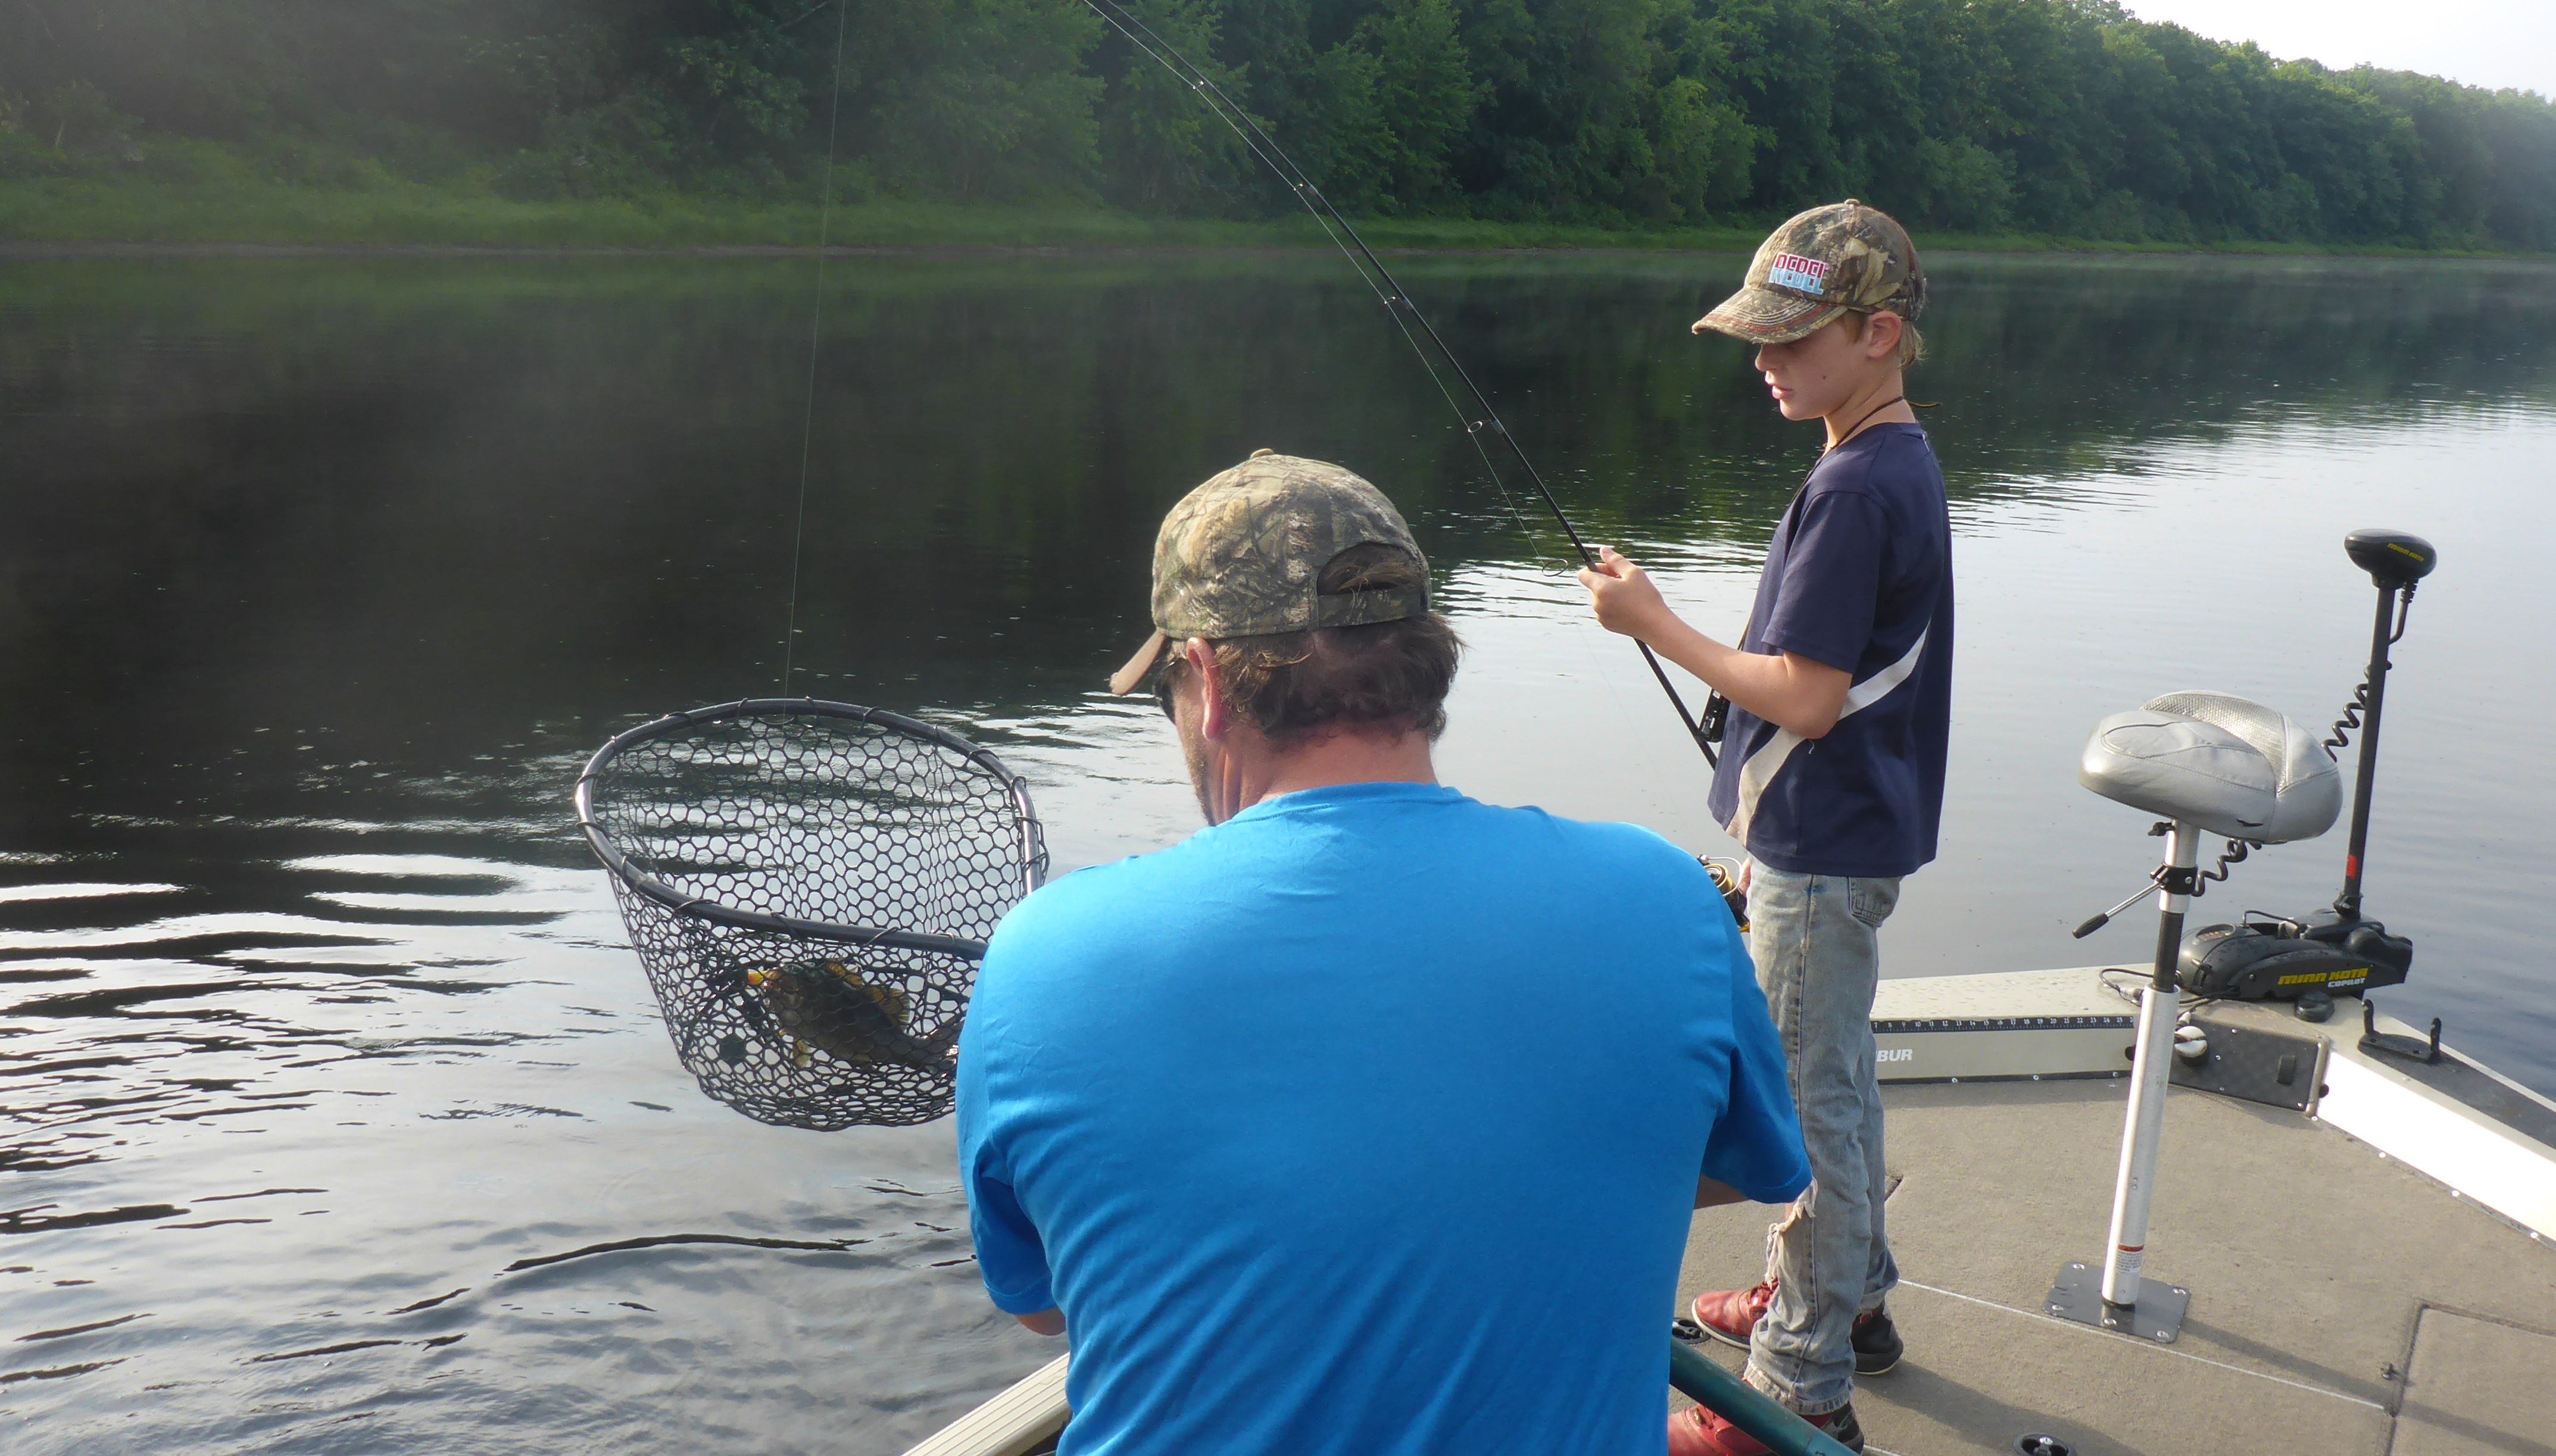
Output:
[{"xmin": 1583, "ymin": 201, "xmax": 1955, "ymax": 1455}]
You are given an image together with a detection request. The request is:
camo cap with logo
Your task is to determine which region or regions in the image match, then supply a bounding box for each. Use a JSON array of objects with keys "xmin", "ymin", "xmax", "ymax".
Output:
[
  {"xmin": 1106, "ymin": 451, "xmax": 1431, "ymax": 695},
  {"xmin": 1694, "ymin": 199, "xmax": 1927, "ymax": 345}
]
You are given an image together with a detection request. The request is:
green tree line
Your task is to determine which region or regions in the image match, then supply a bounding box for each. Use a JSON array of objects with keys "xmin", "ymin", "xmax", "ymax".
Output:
[{"xmin": 4, "ymin": 0, "xmax": 2553, "ymax": 248}]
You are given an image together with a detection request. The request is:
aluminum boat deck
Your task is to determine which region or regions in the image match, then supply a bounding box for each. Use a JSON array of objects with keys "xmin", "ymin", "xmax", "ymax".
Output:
[{"xmin": 907, "ymin": 970, "xmax": 2556, "ymax": 1456}]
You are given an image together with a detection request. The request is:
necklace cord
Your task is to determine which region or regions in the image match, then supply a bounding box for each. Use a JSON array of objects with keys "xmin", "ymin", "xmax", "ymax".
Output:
[
  {"xmin": 1826, "ymin": 394, "xmax": 1907, "ymax": 453},
  {"xmin": 1079, "ymin": 0, "xmax": 1714, "ymax": 764}
]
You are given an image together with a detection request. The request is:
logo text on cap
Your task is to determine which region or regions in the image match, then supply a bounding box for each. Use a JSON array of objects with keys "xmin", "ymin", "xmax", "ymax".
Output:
[{"xmin": 1768, "ymin": 252, "xmax": 1828, "ymax": 296}]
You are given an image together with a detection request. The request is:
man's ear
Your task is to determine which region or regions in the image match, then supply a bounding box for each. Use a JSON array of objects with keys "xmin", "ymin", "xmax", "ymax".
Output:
[
  {"xmin": 1863, "ymin": 310, "xmax": 1903, "ymax": 361},
  {"xmin": 1184, "ymin": 638, "xmax": 1231, "ymax": 741}
]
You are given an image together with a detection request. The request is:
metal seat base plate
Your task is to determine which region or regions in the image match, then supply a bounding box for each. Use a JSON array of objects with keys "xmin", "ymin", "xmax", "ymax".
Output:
[{"xmin": 2046, "ymin": 1262, "xmax": 2188, "ymax": 1343}]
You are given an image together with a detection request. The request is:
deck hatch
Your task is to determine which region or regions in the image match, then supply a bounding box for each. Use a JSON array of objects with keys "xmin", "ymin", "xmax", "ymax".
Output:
[
  {"xmin": 2168, "ymin": 1017, "xmax": 2331, "ymax": 1113},
  {"xmin": 2391, "ymin": 1308, "xmax": 2556, "ymax": 1454}
]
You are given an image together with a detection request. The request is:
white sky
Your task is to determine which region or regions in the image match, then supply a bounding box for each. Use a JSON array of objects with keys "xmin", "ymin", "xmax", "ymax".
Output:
[{"xmin": 2122, "ymin": 0, "xmax": 2556, "ymax": 99}]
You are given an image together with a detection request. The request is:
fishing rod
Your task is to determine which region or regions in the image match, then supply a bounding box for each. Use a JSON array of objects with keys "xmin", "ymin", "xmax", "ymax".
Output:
[
  {"xmin": 779, "ymin": 0, "xmax": 854, "ymax": 696},
  {"xmin": 1078, "ymin": 0, "xmax": 1719, "ymax": 767}
]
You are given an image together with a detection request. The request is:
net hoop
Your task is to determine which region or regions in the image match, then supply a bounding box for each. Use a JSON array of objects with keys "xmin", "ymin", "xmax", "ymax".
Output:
[{"xmin": 576, "ymin": 698, "xmax": 1044, "ymax": 953}]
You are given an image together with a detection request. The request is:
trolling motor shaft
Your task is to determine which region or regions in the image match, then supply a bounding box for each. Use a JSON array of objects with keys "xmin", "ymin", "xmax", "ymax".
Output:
[{"xmin": 2333, "ymin": 528, "xmax": 2437, "ymax": 920}]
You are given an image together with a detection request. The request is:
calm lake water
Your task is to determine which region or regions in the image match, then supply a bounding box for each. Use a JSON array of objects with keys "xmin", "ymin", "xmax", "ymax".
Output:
[{"xmin": 4, "ymin": 249, "xmax": 2554, "ymax": 1452}]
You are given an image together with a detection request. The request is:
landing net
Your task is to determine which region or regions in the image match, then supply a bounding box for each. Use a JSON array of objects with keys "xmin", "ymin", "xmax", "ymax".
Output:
[{"xmin": 576, "ymin": 700, "xmax": 1047, "ymax": 1130}]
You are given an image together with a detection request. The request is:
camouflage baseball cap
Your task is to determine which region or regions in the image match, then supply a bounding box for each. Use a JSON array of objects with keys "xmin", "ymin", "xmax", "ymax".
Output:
[
  {"xmin": 1694, "ymin": 199, "xmax": 1927, "ymax": 344},
  {"xmin": 1106, "ymin": 451, "xmax": 1429, "ymax": 695}
]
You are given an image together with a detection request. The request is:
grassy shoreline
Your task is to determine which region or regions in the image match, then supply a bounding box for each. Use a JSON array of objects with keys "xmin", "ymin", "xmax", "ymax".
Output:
[{"xmin": 1, "ymin": 177, "xmax": 2543, "ymax": 260}]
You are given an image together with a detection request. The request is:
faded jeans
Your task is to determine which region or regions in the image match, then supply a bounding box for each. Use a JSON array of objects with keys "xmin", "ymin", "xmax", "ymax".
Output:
[{"xmin": 1742, "ymin": 866, "xmax": 1902, "ymax": 1417}]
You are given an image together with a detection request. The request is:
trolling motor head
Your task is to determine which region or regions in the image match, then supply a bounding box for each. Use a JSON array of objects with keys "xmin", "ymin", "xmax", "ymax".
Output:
[{"xmin": 2345, "ymin": 528, "xmax": 2438, "ymax": 591}]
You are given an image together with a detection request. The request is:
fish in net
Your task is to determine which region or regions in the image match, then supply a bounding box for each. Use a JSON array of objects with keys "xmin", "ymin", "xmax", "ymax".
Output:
[{"xmin": 576, "ymin": 699, "xmax": 1047, "ymax": 1129}]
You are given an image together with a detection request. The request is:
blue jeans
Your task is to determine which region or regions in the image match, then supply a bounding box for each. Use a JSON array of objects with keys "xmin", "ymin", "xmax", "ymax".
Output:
[{"xmin": 1742, "ymin": 867, "xmax": 1902, "ymax": 1417}]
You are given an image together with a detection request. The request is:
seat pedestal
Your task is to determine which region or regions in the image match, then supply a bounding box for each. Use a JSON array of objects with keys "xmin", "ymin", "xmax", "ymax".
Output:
[{"xmin": 2051, "ymin": 819, "xmax": 2201, "ymax": 1344}]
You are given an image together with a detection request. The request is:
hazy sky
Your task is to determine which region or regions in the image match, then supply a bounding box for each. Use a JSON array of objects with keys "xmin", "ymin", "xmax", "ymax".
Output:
[{"xmin": 2124, "ymin": 0, "xmax": 2555, "ymax": 98}]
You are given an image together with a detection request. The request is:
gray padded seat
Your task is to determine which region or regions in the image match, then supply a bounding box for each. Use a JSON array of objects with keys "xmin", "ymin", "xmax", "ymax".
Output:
[{"xmin": 2080, "ymin": 691, "xmax": 2342, "ymax": 844}]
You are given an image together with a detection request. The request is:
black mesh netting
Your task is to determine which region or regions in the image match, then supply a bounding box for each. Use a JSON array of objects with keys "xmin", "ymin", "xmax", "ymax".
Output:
[{"xmin": 577, "ymin": 701, "xmax": 1047, "ymax": 1130}]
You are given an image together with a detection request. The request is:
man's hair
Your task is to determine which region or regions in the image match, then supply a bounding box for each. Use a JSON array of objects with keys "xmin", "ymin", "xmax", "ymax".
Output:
[
  {"xmin": 1843, "ymin": 308, "xmax": 1925, "ymax": 369},
  {"xmin": 1163, "ymin": 543, "xmax": 1461, "ymax": 746}
]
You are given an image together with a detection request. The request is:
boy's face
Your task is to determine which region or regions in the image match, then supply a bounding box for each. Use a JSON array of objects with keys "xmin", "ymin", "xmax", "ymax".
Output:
[{"xmin": 1752, "ymin": 313, "xmax": 1900, "ymax": 422}]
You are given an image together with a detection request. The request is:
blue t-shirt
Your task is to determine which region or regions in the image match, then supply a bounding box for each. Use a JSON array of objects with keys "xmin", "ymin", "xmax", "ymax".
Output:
[
  {"xmin": 957, "ymin": 782, "xmax": 1809, "ymax": 1456},
  {"xmin": 1707, "ymin": 423, "xmax": 1955, "ymax": 878}
]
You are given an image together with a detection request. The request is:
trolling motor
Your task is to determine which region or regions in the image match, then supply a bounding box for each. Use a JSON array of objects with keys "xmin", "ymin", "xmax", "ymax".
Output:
[{"xmin": 2176, "ymin": 530, "xmax": 2438, "ymax": 1001}]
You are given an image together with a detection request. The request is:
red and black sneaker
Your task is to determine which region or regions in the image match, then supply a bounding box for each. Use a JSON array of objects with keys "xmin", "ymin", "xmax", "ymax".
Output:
[
  {"xmin": 1850, "ymin": 1301, "xmax": 1903, "ymax": 1377},
  {"xmin": 1666, "ymin": 1401, "xmax": 1866, "ymax": 1456},
  {"xmin": 1685, "ymin": 1282, "xmax": 1903, "ymax": 1376},
  {"xmin": 1686, "ymin": 1280, "xmax": 1777, "ymax": 1349}
]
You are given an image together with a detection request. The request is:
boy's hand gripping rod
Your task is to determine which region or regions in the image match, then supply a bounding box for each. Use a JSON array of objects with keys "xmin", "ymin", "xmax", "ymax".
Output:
[{"xmin": 1079, "ymin": 0, "xmax": 1718, "ymax": 767}]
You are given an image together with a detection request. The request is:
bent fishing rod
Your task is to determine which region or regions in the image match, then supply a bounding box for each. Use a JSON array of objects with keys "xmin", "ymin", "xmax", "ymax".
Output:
[{"xmin": 1078, "ymin": 0, "xmax": 1718, "ymax": 767}]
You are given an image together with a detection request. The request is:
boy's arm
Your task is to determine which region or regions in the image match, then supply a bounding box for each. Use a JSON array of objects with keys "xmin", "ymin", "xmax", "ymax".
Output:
[{"xmin": 1578, "ymin": 548, "xmax": 1850, "ymax": 738}]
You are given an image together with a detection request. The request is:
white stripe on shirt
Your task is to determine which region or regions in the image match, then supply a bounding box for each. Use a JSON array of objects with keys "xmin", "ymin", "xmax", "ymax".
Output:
[{"xmin": 1725, "ymin": 629, "xmax": 1931, "ymax": 848}]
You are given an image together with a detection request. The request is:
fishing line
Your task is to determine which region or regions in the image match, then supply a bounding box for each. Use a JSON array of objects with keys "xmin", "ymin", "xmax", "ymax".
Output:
[
  {"xmin": 780, "ymin": 0, "xmax": 853, "ymax": 696},
  {"xmin": 1079, "ymin": 0, "xmax": 1717, "ymax": 765}
]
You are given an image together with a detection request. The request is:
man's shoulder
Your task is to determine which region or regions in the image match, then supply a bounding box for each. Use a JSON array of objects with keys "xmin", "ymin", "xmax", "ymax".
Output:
[
  {"xmin": 969, "ymin": 852, "xmax": 1180, "ymax": 1036},
  {"xmin": 1414, "ymin": 795, "xmax": 1711, "ymax": 879},
  {"xmin": 1455, "ymin": 806, "xmax": 1724, "ymax": 924},
  {"xmin": 987, "ymin": 843, "xmax": 1188, "ymax": 951},
  {"xmin": 1531, "ymin": 807, "xmax": 1707, "ymax": 876},
  {"xmin": 980, "ymin": 801, "xmax": 1372, "ymax": 963}
]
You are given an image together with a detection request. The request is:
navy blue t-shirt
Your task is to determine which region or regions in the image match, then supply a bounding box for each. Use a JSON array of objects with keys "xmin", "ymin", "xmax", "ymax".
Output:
[
  {"xmin": 958, "ymin": 782, "xmax": 1809, "ymax": 1456},
  {"xmin": 1706, "ymin": 423, "xmax": 1954, "ymax": 878}
]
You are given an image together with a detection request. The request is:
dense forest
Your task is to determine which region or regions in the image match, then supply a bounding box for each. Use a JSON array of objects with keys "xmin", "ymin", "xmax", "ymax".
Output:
[{"xmin": 4, "ymin": 0, "xmax": 2554, "ymax": 249}]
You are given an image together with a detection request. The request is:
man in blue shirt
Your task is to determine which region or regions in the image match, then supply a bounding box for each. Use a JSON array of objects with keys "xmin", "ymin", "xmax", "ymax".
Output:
[
  {"xmin": 959, "ymin": 451, "xmax": 1811, "ymax": 1455},
  {"xmin": 1581, "ymin": 202, "xmax": 1952, "ymax": 1454}
]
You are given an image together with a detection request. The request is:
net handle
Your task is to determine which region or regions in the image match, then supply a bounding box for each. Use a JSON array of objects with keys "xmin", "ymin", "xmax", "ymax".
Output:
[{"xmin": 574, "ymin": 697, "xmax": 1046, "ymax": 963}]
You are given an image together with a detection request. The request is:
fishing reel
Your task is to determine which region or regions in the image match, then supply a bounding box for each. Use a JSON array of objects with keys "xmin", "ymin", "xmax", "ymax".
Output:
[{"xmin": 1700, "ymin": 857, "xmax": 1749, "ymax": 932}]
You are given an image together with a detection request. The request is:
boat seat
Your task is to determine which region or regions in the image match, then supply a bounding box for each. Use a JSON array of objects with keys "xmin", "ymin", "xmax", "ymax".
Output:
[{"xmin": 2079, "ymin": 691, "xmax": 2341, "ymax": 843}]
